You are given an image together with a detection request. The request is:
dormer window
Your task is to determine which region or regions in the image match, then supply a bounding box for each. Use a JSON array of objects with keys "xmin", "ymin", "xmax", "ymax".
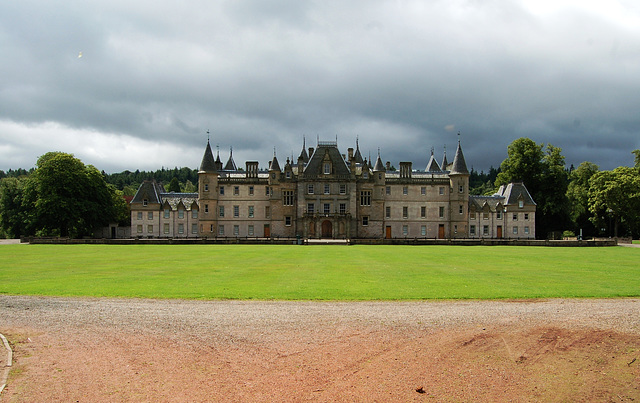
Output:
[
  {"xmin": 143, "ymin": 199, "xmax": 148, "ymax": 206},
  {"xmin": 518, "ymin": 200, "xmax": 524, "ymax": 208},
  {"xmin": 324, "ymin": 163, "xmax": 331, "ymax": 175}
]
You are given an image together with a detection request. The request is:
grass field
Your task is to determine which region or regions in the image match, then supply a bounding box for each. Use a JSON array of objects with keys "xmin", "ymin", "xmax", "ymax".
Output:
[{"xmin": 1, "ymin": 244, "xmax": 639, "ymax": 300}]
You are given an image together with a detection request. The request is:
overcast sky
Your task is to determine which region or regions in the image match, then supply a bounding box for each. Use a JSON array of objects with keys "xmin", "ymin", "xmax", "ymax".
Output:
[{"xmin": 1, "ymin": 0, "xmax": 639, "ymax": 174}]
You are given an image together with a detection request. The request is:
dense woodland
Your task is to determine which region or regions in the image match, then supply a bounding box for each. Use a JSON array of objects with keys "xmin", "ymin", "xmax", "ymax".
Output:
[{"xmin": 1, "ymin": 138, "xmax": 639, "ymax": 239}]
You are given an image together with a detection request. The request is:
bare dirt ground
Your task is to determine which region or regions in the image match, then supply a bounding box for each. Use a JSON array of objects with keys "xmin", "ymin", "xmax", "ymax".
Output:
[{"xmin": 1, "ymin": 296, "xmax": 639, "ymax": 402}]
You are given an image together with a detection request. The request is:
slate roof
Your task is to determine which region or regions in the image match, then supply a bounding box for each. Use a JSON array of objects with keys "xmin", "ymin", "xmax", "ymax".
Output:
[
  {"xmin": 426, "ymin": 151, "xmax": 442, "ymax": 172},
  {"xmin": 199, "ymin": 141, "xmax": 217, "ymax": 172},
  {"xmin": 224, "ymin": 148, "xmax": 237, "ymax": 171},
  {"xmin": 442, "ymin": 150, "xmax": 449, "ymax": 170},
  {"xmin": 353, "ymin": 139, "xmax": 364, "ymax": 164},
  {"xmin": 469, "ymin": 195, "xmax": 504, "ymax": 211},
  {"xmin": 269, "ymin": 154, "xmax": 281, "ymax": 171},
  {"xmin": 160, "ymin": 193, "xmax": 199, "ymax": 210},
  {"xmin": 298, "ymin": 138, "xmax": 309, "ymax": 163},
  {"xmin": 131, "ymin": 180, "xmax": 165, "ymax": 204},
  {"xmin": 497, "ymin": 182, "xmax": 536, "ymax": 206},
  {"xmin": 373, "ymin": 153, "xmax": 385, "ymax": 172},
  {"xmin": 304, "ymin": 143, "xmax": 351, "ymax": 176},
  {"xmin": 450, "ymin": 141, "xmax": 469, "ymax": 175}
]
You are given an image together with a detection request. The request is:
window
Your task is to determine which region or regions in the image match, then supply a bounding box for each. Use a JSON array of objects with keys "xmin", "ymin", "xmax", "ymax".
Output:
[
  {"xmin": 402, "ymin": 225, "xmax": 408, "ymax": 236},
  {"xmin": 265, "ymin": 186, "xmax": 270, "ymax": 196},
  {"xmin": 496, "ymin": 210, "xmax": 502, "ymax": 220},
  {"xmin": 137, "ymin": 225, "xmax": 143, "ymax": 233},
  {"xmin": 340, "ymin": 184, "xmax": 347, "ymax": 194},
  {"xmin": 483, "ymin": 211, "xmax": 489, "ymax": 220},
  {"xmin": 513, "ymin": 213, "xmax": 518, "ymax": 221},
  {"xmin": 210, "ymin": 224, "xmax": 214, "ymax": 233},
  {"xmin": 143, "ymin": 199, "xmax": 148, "ymax": 206},
  {"xmin": 220, "ymin": 186, "xmax": 224, "ymax": 195},
  {"xmin": 363, "ymin": 171, "xmax": 368, "ymax": 179},
  {"xmin": 362, "ymin": 216, "xmax": 369, "ymax": 226},
  {"xmin": 324, "ymin": 184, "xmax": 330, "ymax": 195},
  {"xmin": 265, "ymin": 206, "xmax": 271, "ymax": 219},
  {"xmin": 205, "ymin": 204, "xmax": 209, "ymax": 213},
  {"xmin": 519, "ymin": 200, "xmax": 524, "ymax": 208},
  {"xmin": 421, "ymin": 187, "xmax": 426, "ymax": 195},
  {"xmin": 421, "ymin": 225, "xmax": 426, "ymax": 236},
  {"xmin": 403, "ymin": 206, "xmax": 408, "ymax": 219},
  {"xmin": 164, "ymin": 209, "xmax": 170, "ymax": 219},
  {"xmin": 164, "ymin": 224, "xmax": 170, "ymax": 234},
  {"xmin": 248, "ymin": 225, "xmax": 254, "ymax": 236},
  {"xmin": 524, "ymin": 213, "xmax": 529, "ymax": 220},
  {"xmin": 233, "ymin": 225, "xmax": 239, "ymax": 236},
  {"xmin": 219, "ymin": 225, "xmax": 225, "ymax": 235},
  {"xmin": 192, "ymin": 209, "xmax": 198, "ymax": 219},
  {"xmin": 286, "ymin": 171, "xmax": 291, "ymax": 179},
  {"xmin": 308, "ymin": 184, "xmax": 314, "ymax": 194},
  {"xmin": 459, "ymin": 185, "xmax": 464, "ymax": 193},
  {"xmin": 513, "ymin": 226, "xmax": 518, "ymax": 235},
  {"xmin": 470, "ymin": 212, "xmax": 476, "ymax": 220},
  {"xmin": 324, "ymin": 163, "xmax": 331, "ymax": 174},
  {"xmin": 233, "ymin": 186, "xmax": 239, "ymax": 195},
  {"xmin": 307, "ymin": 203, "xmax": 315, "ymax": 214},
  {"xmin": 403, "ymin": 186, "xmax": 408, "ymax": 195},
  {"xmin": 378, "ymin": 173, "xmax": 382, "ymax": 180},
  {"xmin": 249, "ymin": 186, "xmax": 254, "ymax": 196},
  {"xmin": 219, "ymin": 206, "xmax": 224, "ymax": 217},
  {"xmin": 360, "ymin": 190, "xmax": 371, "ymax": 206},
  {"xmin": 459, "ymin": 205, "xmax": 463, "ymax": 214},
  {"xmin": 233, "ymin": 205, "xmax": 239, "ymax": 217},
  {"xmin": 386, "ymin": 186, "xmax": 391, "ymax": 195},
  {"xmin": 148, "ymin": 212, "xmax": 153, "ymax": 220},
  {"xmin": 323, "ymin": 203, "xmax": 330, "ymax": 214},
  {"xmin": 285, "ymin": 216, "xmax": 292, "ymax": 226},
  {"xmin": 386, "ymin": 206, "xmax": 391, "ymax": 218},
  {"xmin": 470, "ymin": 225, "xmax": 476, "ymax": 236},
  {"xmin": 524, "ymin": 226, "xmax": 530, "ymax": 234},
  {"xmin": 483, "ymin": 225, "xmax": 489, "ymax": 236},
  {"xmin": 439, "ymin": 187, "xmax": 445, "ymax": 195},
  {"xmin": 147, "ymin": 225, "xmax": 153, "ymax": 233},
  {"xmin": 204, "ymin": 183, "xmax": 209, "ymax": 192},
  {"xmin": 421, "ymin": 206, "xmax": 426, "ymax": 218},
  {"xmin": 178, "ymin": 209, "xmax": 184, "ymax": 219},
  {"xmin": 137, "ymin": 212, "xmax": 143, "ymax": 220},
  {"xmin": 283, "ymin": 190, "xmax": 294, "ymax": 206},
  {"xmin": 339, "ymin": 203, "xmax": 346, "ymax": 214},
  {"xmin": 248, "ymin": 206, "xmax": 254, "ymax": 218},
  {"xmin": 192, "ymin": 224, "xmax": 198, "ymax": 234},
  {"xmin": 454, "ymin": 225, "xmax": 458, "ymax": 234},
  {"xmin": 439, "ymin": 206, "xmax": 445, "ymax": 218},
  {"xmin": 178, "ymin": 223, "xmax": 184, "ymax": 234}
]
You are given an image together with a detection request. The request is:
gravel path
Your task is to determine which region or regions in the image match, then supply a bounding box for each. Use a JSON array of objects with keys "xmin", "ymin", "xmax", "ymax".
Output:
[{"xmin": 2, "ymin": 296, "xmax": 640, "ymax": 402}]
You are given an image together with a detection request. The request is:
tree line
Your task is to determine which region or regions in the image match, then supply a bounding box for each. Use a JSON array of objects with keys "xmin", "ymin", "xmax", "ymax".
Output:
[{"xmin": 1, "ymin": 139, "xmax": 639, "ymax": 239}]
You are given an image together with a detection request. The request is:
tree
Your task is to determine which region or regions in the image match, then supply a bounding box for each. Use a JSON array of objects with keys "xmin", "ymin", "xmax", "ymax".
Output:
[
  {"xmin": 633, "ymin": 149, "xmax": 640, "ymax": 170},
  {"xmin": 167, "ymin": 177, "xmax": 181, "ymax": 192},
  {"xmin": 588, "ymin": 167, "xmax": 640, "ymax": 238},
  {"xmin": 0, "ymin": 177, "xmax": 27, "ymax": 238},
  {"xmin": 26, "ymin": 152, "xmax": 128, "ymax": 237},
  {"xmin": 566, "ymin": 162, "xmax": 599, "ymax": 237},
  {"xmin": 495, "ymin": 138, "xmax": 571, "ymax": 238}
]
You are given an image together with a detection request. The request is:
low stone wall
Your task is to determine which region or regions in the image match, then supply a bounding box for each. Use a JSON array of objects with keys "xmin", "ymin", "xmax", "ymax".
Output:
[{"xmin": 24, "ymin": 237, "xmax": 618, "ymax": 247}]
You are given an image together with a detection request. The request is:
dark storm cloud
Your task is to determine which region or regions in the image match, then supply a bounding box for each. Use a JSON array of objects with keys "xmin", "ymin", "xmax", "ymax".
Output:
[{"xmin": 1, "ymin": 0, "xmax": 639, "ymax": 173}]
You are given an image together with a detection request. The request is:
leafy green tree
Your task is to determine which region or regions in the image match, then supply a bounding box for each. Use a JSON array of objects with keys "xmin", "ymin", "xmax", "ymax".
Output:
[
  {"xmin": 0, "ymin": 177, "xmax": 27, "ymax": 238},
  {"xmin": 167, "ymin": 177, "xmax": 181, "ymax": 192},
  {"xmin": 588, "ymin": 167, "xmax": 640, "ymax": 237},
  {"xmin": 495, "ymin": 138, "xmax": 571, "ymax": 238},
  {"xmin": 182, "ymin": 180, "xmax": 197, "ymax": 193},
  {"xmin": 566, "ymin": 162, "xmax": 599, "ymax": 236},
  {"xmin": 26, "ymin": 152, "xmax": 128, "ymax": 237},
  {"xmin": 633, "ymin": 149, "xmax": 640, "ymax": 170}
]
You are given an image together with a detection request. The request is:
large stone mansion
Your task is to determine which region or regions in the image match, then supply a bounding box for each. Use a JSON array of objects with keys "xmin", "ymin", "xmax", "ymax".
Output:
[{"xmin": 130, "ymin": 139, "xmax": 536, "ymax": 240}]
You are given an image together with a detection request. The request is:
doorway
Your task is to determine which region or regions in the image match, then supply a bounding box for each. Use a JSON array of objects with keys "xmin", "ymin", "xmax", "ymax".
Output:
[
  {"xmin": 438, "ymin": 224, "xmax": 445, "ymax": 239},
  {"xmin": 263, "ymin": 224, "xmax": 270, "ymax": 238},
  {"xmin": 385, "ymin": 226, "xmax": 392, "ymax": 239},
  {"xmin": 321, "ymin": 220, "xmax": 332, "ymax": 238},
  {"xmin": 497, "ymin": 225, "xmax": 503, "ymax": 239}
]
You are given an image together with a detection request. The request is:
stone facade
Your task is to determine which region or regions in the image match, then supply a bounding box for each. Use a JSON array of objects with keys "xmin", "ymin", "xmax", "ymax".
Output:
[{"xmin": 130, "ymin": 139, "xmax": 536, "ymax": 239}]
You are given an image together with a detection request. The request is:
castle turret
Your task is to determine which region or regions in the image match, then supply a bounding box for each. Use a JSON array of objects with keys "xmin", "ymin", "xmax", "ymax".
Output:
[{"xmin": 198, "ymin": 140, "xmax": 219, "ymax": 237}]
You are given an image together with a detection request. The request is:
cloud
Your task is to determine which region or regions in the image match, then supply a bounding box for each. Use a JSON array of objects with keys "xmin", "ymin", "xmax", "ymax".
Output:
[{"xmin": 0, "ymin": 0, "xmax": 639, "ymax": 173}]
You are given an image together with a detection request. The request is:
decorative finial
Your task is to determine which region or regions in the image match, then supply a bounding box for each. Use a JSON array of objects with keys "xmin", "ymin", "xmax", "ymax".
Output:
[
  {"xmin": 377, "ymin": 147, "xmax": 381, "ymax": 157},
  {"xmin": 206, "ymin": 130, "xmax": 210, "ymax": 143},
  {"xmin": 273, "ymin": 146, "xmax": 277, "ymax": 157},
  {"xmin": 430, "ymin": 146, "xmax": 434, "ymax": 156}
]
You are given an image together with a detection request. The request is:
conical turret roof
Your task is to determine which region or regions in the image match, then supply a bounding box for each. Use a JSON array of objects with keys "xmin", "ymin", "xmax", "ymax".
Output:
[
  {"xmin": 223, "ymin": 147, "xmax": 237, "ymax": 171},
  {"xmin": 450, "ymin": 140, "xmax": 469, "ymax": 175},
  {"xmin": 353, "ymin": 138, "xmax": 364, "ymax": 164},
  {"xmin": 426, "ymin": 149, "xmax": 441, "ymax": 172},
  {"xmin": 373, "ymin": 151, "xmax": 385, "ymax": 172},
  {"xmin": 298, "ymin": 137, "xmax": 309, "ymax": 163},
  {"xmin": 199, "ymin": 141, "xmax": 217, "ymax": 172}
]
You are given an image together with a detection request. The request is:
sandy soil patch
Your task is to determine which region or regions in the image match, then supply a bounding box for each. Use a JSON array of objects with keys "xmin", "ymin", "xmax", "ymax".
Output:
[{"xmin": 1, "ymin": 297, "xmax": 639, "ymax": 402}]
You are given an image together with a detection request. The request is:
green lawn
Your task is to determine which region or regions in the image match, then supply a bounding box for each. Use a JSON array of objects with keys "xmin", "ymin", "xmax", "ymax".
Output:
[{"xmin": 1, "ymin": 244, "xmax": 638, "ymax": 300}]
